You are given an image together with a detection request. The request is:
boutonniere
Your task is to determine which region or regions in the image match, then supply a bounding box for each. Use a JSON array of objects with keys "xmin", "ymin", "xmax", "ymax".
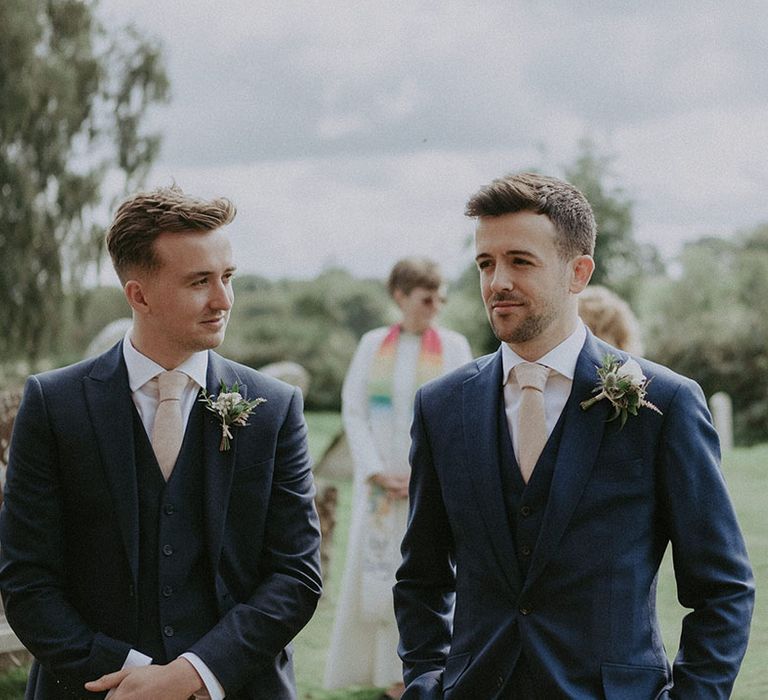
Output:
[
  {"xmin": 199, "ymin": 381, "xmax": 266, "ymax": 451},
  {"xmin": 580, "ymin": 355, "xmax": 662, "ymax": 428}
]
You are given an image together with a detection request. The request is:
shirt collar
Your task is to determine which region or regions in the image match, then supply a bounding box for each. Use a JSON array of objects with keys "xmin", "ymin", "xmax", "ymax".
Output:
[
  {"xmin": 122, "ymin": 331, "xmax": 209, "ymax": 393},
  {"xmin": 501, "ymin": 320, "xmax": 587, "ymax": 385}
]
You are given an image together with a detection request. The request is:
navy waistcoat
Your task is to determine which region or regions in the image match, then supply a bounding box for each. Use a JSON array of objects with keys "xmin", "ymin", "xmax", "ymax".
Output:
[
  {"xmin": 496, "ymin": 395, "xmax": 569, "ymax": 699},
  {"xmin": 133, "ymin": 400, "xmax": 219, "ymax": 663}
]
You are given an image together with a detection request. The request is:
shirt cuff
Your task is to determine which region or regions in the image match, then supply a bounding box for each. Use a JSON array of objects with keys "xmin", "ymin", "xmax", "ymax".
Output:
[
  {"xmin": 124, "ymin": 649, "xmax": 153, "ymax": 667},
  {"xmin": 180, "ymin": 652, "xmax": 225, "ymax": 700},
  {"xmin": 106, "ymin": 649, "xmax": 153, "ymax": 699}
]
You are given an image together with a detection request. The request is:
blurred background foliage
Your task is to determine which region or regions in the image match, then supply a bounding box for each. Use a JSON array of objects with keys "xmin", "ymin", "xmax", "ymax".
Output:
[
  {"xmin": 0, "ymin": 0, "xmax": 168, "ymax": 365},
  {"xmin": 2, "ymin": 5, "xmax": 768, "ymax": 445}
]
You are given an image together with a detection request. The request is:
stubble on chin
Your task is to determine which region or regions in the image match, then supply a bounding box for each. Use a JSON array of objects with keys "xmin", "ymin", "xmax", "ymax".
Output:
[{"xmin": 487, "ymin": 303, "xmax": 558, "ymax": 345}]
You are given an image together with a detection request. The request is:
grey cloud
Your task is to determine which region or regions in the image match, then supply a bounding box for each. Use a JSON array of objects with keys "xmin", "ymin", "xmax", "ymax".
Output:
[{"xmin": 108, "ymin": 0, "xmax": 768, "ymax": 168}]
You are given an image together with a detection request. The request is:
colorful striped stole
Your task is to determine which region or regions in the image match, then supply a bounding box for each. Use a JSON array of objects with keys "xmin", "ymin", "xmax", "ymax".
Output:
[{"xmin": 367, "ymin": 324, "xmax": 443, "ymax": 414}]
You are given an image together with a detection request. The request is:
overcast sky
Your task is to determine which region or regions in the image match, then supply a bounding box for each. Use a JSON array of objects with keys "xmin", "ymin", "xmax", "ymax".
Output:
[{"xmin": 98, "ymin": 0, "xmax": 767, "ymax": 283}]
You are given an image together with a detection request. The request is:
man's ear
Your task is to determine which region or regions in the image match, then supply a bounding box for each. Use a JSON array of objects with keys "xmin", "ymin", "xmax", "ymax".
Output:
[
  {"xmin": 569, "ymin": 255, "xmax": 595, "ymax": 293},
  {"xmin": 124, "ymin": 279, "xmax": 150, "ymax": 315}
]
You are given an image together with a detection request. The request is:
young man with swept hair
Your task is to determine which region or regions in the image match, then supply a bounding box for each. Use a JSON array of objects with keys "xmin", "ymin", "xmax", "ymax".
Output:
[
  {"xmin": 0, "ymin": 185, "xmax": 322, "ymax": 699},
  {"xmin": 394, "ymin": 172, "xmax": 753, "ymax": 698}
]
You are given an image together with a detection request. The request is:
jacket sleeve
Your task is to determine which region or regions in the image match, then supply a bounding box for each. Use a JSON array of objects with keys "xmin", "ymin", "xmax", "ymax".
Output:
[
  {"xmin": 657, "ymin": 378, "xmax": 754, "ymax": 698},
  {"xmin": 0, "ymin": 376, "xmax": 132, "ymax": 695},
  {"xmin": 393, "ymin": 388, "xmax": 455, "ymax": 699},
  {"xmin": 188, "ymin": 386, "xmax": 322, "ymax": 695}
]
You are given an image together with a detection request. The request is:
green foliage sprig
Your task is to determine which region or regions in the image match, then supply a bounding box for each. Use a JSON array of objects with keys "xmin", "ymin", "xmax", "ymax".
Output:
[
  {"xmin": 199, "ymin": 381, "xmax": 266, "ymax": 451},
  {"xmin": 580, "ymin": 355, "xmax": 662, "ymax": 428}
]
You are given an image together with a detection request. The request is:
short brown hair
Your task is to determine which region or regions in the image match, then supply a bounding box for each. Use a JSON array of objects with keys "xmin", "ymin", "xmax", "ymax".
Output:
[
  {"xmin": 106, "ymin": 185, "xmax": 236, "ymax": 283},
  {"xmin": 386, "ymin": 257, "xmax": 442, "ymax": 297},
  {"xmin": 465, "ymin": 172, "xmax": 596, "ymax": 259}
]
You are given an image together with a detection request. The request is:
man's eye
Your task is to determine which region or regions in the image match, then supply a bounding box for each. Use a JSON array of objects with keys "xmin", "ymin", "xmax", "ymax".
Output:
[
  {"xmin": 477, "ymin": 260, "xmax": 492, "ymax": 270},
  {"xmin": 193, "ymin": 278, "xmax": 208, "ymax": 286},
  {"xmin": 513, "ymin": 258, "xmax": 532, "ymax": 266}
]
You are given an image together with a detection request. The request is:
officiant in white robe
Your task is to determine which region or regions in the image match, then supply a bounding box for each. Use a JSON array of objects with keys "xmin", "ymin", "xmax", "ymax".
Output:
[{"xmin": 324, "ymin": 258, "xmax": 472, "ymax": 698}]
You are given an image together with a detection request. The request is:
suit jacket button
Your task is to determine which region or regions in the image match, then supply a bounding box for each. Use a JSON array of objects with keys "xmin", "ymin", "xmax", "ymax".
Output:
[
  {"xmin": 519, "ymin": 606, "xmax": 532, "ymax": 615},
  {"xmin": 496, "ymin": 675, "xmax": 504, "ymax": 689},
  {"xmin": 521, "ymin": 505, "xmax": 532, "ymax": 517},
  {"xmin": 162, "ymin": 585, "xmax": 174, "ymax": 597},
  {"xmin": 162, "ymin": 544, "xmax": 174, "ymax": 556},
  {"xmin": 521, "ymin": 544, "xmax": 531, "ymax": 556},
  {"xmin": 163, "ymin": 503, "xmax": 176, "ymax": 516},
  {"xmin": 163, "ymin": 625, "xmax": 175, "ymax": 637}
]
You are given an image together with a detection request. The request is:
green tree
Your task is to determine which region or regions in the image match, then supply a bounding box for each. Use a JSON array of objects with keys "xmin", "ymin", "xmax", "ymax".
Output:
[
  {"xmin": 645, "ymin": 227, "xmax": 768, "ymax": 444},
  {"xmin": 221, "ymin": 271, "xmax": 392, "ymax": 410},
  {"xmin": 564, "ymin": 139, "xmax": 663, "ymax": 302},
  {"xmin": 0, "ymin": 0, "xmax": 168, "ymax": 365}
]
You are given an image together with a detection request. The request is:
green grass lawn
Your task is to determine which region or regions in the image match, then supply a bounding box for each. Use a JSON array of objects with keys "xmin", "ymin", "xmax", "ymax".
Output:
[
  {"xmin": 653, "ymin": 444, "xmax": 767, "ymax": 699},
  {"xmin": 0, "ymin": 414, "xmax": 763, "ymax": 699}
]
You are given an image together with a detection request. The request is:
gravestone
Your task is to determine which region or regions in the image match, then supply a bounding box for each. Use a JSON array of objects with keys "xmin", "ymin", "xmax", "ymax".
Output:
[
  {"xmin": 313, "ymin": 430, "xmax": 353, "ymax": 480},
  {"xmin": 709, "ymin": 391, "xmax": 734, "ymax": 453},
  {"xmin": 258, "ymin": 361, "xmax": 310, "ymax": 397},
  {"xmin": 84, "ymin": 318, "xmax": 133, "ymax": 357}
]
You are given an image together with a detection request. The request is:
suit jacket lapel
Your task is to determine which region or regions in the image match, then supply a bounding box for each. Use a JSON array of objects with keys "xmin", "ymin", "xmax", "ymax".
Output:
[
  {"xmin": 202, "ymin": 352, "xmax": 246, "ymax": 571},
  {"xmin": 463, "ymin": 351, "xmax": 522, "ymax": 594},
  {"xmin": 83, "ymin": 343, "xmax": 140, "ymax": 586},
  {"xmin": 523, "ymin": 332, "xmax": 615, "ymax": 590}
]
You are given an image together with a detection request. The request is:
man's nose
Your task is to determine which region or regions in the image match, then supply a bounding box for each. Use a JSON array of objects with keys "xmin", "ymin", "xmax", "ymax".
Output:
[
  {"xmin": 489, "ymin": 264, "xmax": 514, "ymax": 293},
  {"xmin": 210, "ymin": 280, "xmax": 233, "ymax": 310}
]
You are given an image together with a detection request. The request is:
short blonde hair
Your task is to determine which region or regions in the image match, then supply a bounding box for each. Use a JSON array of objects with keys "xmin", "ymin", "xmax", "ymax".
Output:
[{"xmin": 578, "ymin": 285, "xmax": 643, "ymax": 355}]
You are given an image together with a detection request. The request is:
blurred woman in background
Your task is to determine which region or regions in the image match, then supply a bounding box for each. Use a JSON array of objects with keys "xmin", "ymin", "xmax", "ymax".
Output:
[{"xmin": 578, "ymin": 284, "xmax": 643, "ymax": 354}]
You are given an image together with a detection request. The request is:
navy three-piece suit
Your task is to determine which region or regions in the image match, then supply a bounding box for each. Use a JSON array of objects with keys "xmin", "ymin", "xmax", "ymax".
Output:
[
  {"xmin": 394, "ymin": 331, "xmax": 754, "ymax": 699},
  {"xmin": 0, "ymin": 344, "xmax": 322, "ymax": 699}
]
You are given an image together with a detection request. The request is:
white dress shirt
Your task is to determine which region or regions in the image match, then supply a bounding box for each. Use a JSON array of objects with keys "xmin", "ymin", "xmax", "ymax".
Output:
[
  {"xmin": 501, "ymin": 322, "xmax": 587, "ymax": 466},
  {"xmin": 120, "ymin": 334, "xmax": 224, "ymax": 700}
]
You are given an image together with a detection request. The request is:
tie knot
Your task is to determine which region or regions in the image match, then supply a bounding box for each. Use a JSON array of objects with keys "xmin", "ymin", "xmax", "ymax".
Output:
[
  {"xmin": 157, "ymin": 370, "xmax": 188, "ymax": 401},
  {"xmin": 514, "ymin": 362, "xmax": 549, "ymax": 392}
]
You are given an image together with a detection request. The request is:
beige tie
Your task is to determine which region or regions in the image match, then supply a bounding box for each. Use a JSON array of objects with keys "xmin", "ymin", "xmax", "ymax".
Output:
[
  {"xmin": 514, "ymin": 362, "xmax": 550, "ymax": 484},
  {"xmin": 151, "ymin": 370, "xmax": 188, "ymax": 481}
]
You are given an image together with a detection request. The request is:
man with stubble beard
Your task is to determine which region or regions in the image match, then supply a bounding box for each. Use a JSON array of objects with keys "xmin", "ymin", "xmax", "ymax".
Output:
[{"xmin": 394, "ymin": 172, "xmax": 753, "ymax": 699}]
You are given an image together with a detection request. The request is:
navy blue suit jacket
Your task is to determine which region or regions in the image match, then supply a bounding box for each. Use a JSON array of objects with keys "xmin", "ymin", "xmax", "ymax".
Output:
[
  {"xmin": 394, "ymin": 332, "xmax": 754, "ymax": 699},
  {"xmin": 0, "ymin": 344, "xmax": 322, "ymax": 699}
]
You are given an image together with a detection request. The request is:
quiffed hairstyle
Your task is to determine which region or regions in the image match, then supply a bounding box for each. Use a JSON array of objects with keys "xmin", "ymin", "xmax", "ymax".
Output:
[
  {"xmin": 106, "ymin": 185, "xmax": 237, "ymax": 283},
  {"xmin": 386, "ymin": 257, "xmax": 443, "ymax": 297},
  {"xmin": 464, "ymin": 172, "xmax": 596, "ymax": 259}
]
